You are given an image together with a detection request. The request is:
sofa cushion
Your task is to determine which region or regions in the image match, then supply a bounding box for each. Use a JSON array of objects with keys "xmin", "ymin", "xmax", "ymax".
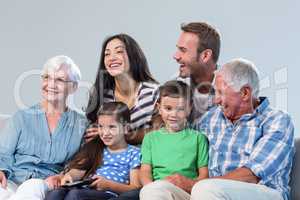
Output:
[{"xmin": 290, "ymin": 137, "xmax": 300, "ymax": 200}]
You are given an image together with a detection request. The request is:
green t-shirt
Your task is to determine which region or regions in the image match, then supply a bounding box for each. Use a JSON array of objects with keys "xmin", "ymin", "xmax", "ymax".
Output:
[{"xmin": 141, "ymin": 128, "xmax": 208, "ymax": 180}]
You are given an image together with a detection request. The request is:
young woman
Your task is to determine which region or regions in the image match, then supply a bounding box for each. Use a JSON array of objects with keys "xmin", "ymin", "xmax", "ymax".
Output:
[
  {"xmin": 85, "ymin": 34, "xmax": 161, "ymax": 145},
  {"xmin": 45, "ymin": 102, "xmax": 141, "ymax": 200}
]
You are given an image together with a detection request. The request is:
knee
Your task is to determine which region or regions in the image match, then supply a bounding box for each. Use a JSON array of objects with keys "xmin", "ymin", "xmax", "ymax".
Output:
[
  {"xmin": 65, "ymin": 189, "xmax": 82, "ymax": 200},
  {"xmin": 0, "ymin": 187, "xmax": 14, "ymax": 200},
  {"xmin": 141, "ymin": 181, "xmax": 164, "ymax": 193},
  {"xmin": 17, "ymin": 178, "xmax": 48, "ymax": 193},
  {"xmin": 192, "ymin": 179, "xmax": 216, "ymax": 192},
  {"xmin": 191, "ymin": 179, "xmax": 226, "ymax": 200},
  {"xmin": 116, "ymin": 189, "xmax": 140, "ymax": 200},
  {"xmin": 45, "ymin": 188, "xmax": 68, "ymax": 200},
  {"xmin": 140, "ymin": 184, "xmax": 151, "ymax": 198},
  {"xmin": 140, "ymin": 180, "xmax": 170, "ymax": 199}
]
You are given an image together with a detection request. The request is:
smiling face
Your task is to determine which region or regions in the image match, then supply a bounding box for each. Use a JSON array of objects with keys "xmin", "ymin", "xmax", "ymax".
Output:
[
  {"xmin": 213, "ymin": 74, "xmax": 244, "ymax": 121},
  {"xmin": 41, "ymin": 69, "xmax": 75, "ymax": 104},
  {"xmin": 174, "ymin": 32, "xmax": 214, "ymax": 84},
  {"xmin": 97, "ymin": 114, "xmax": 127, "ymax": 149},
  {"xmin": 104, "ymin": 38, "xmax": 130, "ymax": 77},
  {"xmin": 178, "ymin": 63, "xmax": 191, "ymax": 78},
  {"xmin": 173, "ymin": 32, "xmax": 202, "ymax": 76},
  {"xmin": 158, "ymin": 96, "xmax": 191, "ymax": 132}
]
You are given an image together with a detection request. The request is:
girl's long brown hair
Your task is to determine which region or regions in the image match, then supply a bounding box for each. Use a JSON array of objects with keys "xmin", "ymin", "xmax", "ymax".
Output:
[{"xmin": 65, "ymin": 102, "xmax": 130, "ymax": 178}]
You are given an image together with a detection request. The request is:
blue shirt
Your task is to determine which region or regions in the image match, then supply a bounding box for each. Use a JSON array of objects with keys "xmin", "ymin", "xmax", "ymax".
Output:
[
  {"xmin": 196, "ymin": 97, "xmax": 295, "ymax": 200},
  {"xmin": 96, "ymin": 145, "xmax": 141, "ymax": 184},
  {"xmin": 0, "ymin": 104, "xmax": 88, "ymax": 184}
]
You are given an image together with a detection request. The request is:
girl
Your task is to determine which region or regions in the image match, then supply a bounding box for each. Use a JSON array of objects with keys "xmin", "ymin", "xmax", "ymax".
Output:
[
  {"xmin": 84, "ymin": 33, "xmax": 161, "ymax": 145},
  {"xmin": 45, "ymin": 102, "xmax": 141, "ymax": 200}
]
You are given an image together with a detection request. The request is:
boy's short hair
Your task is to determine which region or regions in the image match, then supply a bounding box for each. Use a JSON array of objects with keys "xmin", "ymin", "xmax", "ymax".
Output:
[
  {"xmin": 97, "ymin": 102, "xmax": 130, "ymax": 124},
  {"xmin": 158, "ymin": 80, "xmax": 193, "ymax": 105}
]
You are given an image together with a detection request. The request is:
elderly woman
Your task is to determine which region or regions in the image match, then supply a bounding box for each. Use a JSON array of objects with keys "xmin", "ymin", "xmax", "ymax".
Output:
[{"xmin": 0, "ymin": 55, "xmax": 87, "ymax": 200}]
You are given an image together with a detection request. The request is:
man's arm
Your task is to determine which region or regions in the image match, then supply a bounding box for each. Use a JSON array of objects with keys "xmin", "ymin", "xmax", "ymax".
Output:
[
  {"xmin": 242, "ymin": 112, "xmax": 295, "ymax": 183},
  {"xmin": 213, "ymin": 167, "xmax": 259, "ymax": 183},
  {"xmin": 165, "ymin": 166, "xmax": 259, "ymax": 194}
]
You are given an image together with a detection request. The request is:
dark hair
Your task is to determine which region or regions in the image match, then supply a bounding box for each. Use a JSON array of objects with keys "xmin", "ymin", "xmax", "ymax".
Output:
[
  {"xmin": 181, "ymin": 22, "xmax": 221, "ymax": 63},
  {"xmin": 65, "ymin": 102, "xmax": 130, "ymax": 178},
  {"xmin": 86, "ymin": 33, "xmax": 158, "ymax": 123},
  {"xmin": 97, "ymin": 101, "xmax": 130, "ymax": 124},
  {"xmin": 158, "ymin": 80, "xmax": 193, "ymax": 106}
]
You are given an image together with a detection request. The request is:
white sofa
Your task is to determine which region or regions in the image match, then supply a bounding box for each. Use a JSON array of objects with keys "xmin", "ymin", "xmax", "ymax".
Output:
[{"xmin": 0, "ymin": 117, "xmax": 299, "ymax": 199}]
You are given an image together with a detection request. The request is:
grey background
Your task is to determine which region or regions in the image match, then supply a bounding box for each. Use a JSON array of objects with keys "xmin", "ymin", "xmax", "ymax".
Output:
[{"xmin": 0, "ymin": 0, "xmax": 299, "ymax": 136}]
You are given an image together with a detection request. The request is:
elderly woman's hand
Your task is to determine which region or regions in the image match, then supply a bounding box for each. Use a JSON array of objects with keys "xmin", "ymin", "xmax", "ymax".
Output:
[{"xmin": 0, "ymin": 171, "xmax": 7, "ymax": 189}]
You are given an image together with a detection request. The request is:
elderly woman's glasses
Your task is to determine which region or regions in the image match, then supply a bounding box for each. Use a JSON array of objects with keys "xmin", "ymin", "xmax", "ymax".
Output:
[{"xmin": 41, "ymin": 74, "xmax": 73, "ymax": 85}]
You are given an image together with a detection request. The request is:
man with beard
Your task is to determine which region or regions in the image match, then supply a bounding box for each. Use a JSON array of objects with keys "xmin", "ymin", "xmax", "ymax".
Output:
[{"xmin": 173, "ymin": 22, "xmax": 221, "ymax": 124}]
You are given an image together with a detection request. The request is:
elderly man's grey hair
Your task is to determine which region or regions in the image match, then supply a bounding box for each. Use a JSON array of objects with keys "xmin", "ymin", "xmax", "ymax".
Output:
[
  {"xmin": 42, "ymin": 55, "xmax": 81, "ymax": 83},
  {"xmin": 216, "ymin": 58, "xmax": 260, "ymax": 98}
]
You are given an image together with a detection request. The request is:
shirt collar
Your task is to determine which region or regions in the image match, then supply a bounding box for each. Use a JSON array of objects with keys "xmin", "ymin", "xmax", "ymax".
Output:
[
  {"xmin": 254, "ymin": 97, "xmax": 269, "ymax": 114},
  {"xmin": 219, "ymin": 97, "xmax": 270, "ymax": 123}
]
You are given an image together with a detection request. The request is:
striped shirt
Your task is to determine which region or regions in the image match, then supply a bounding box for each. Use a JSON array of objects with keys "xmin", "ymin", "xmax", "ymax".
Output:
[
  {"xmin": 195, "ymin": 97, "xmax": 295, "ymax": 200},
  {"xmin": 103, "ymin": 82, "xmax": 159, "ymax": 131}
]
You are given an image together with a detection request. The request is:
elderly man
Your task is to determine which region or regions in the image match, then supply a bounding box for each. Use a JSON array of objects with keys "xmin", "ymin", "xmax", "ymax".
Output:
[
  {"xmin": 190, "ymin": 58, "xmax": 294, "ymax": 200},
  {"xmin": 0, "ymin": 55, "xmax": 87, "ymax": 200}
]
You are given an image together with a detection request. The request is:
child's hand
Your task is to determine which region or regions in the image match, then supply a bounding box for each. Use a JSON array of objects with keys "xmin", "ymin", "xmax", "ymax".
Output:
[
  {"xmin": 90, "ymin": 175, "xmax": 111, "ymax": 190},
  {"xmin": 61, "ymin": 173, "xmax": 73, "ymax": 185},
  {"xmin": 164, "ymin": 173, "xmax": 195, "ymax": 193},
  {"xmin": 45, "ymin": 174, "xmax": 63, "ymax": 190}
]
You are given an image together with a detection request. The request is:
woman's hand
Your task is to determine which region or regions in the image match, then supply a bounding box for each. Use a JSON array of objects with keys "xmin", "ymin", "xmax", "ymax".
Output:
[
  {"xmin": 0, "ymin": 171, "xmax": 7, "ymax": 189},
  {"xmin": 84, "ymin": 126, "xmax": 99, "ymax": 142},
  {"xmin": 90, "ymin": 175, "xmax": 111, "ymax": 191}
]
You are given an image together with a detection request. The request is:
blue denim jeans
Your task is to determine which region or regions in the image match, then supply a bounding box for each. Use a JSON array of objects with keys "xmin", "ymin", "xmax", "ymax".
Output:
[
  {"xmin": 108, "ymin": 189, "xmax": 140, "ymax": 200},
  {"xmin": 45, "ymin": 187, "xmax": 116, "ymax": 200}
]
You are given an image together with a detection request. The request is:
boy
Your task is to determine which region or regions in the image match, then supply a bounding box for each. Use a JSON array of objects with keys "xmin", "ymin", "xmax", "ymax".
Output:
[{"xmin": 139, "ymin": 80, "xmax": 208, "ymax": 200}]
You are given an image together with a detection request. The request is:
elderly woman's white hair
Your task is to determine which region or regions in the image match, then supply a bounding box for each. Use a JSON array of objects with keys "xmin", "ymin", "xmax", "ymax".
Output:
[
  {"xmin": 216, "ymin": 58, "xmax": 260, "ymax": 98},
  {"xmin": 42, "ymin": 55, "xmax": 81, "ymax": 83}
]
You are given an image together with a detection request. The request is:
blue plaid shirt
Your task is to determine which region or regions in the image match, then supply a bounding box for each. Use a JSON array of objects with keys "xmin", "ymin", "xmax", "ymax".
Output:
[{"xmin": 196, "ymin": 97, "xmax": 295, "ymax": 200}]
